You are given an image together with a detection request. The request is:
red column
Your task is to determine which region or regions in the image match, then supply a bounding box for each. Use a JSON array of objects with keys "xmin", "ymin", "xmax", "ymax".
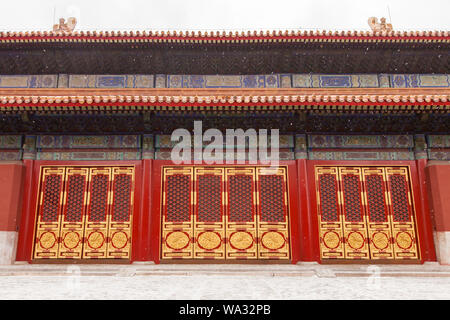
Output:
[
  {"xmin": 134, "ymin": 159, "xmax": 153, "ymax": 261},
  {"xmin": 150, "ymin": 161, "xmax": 163, "ymax": 263},
  {"xmin": 296, "ymin": 159, "xmax": 317, "ymax": 261},
  {"xmin": 286, "ymin": 161, "xmax": 301, "ymax": 263},
  {"xmin": 414, "ymin": 159, "xmax": 437, "ymax": 261},
  {"xmin": 15, "ymin": 160, "xmax": 35, "ymax": 261}
]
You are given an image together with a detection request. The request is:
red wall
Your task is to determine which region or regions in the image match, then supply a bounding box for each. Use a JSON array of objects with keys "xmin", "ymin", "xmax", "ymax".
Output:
[
  {"xmin": 0, "ymin": 162, "xmax": 24, "ymax": 232},
  {"xmin": 426, "ymin": 162, "xmax": 450, "ymax": 232}
]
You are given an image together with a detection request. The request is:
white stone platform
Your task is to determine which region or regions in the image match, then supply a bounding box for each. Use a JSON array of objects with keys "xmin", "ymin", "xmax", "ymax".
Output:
[
  {"xmin": 1, "ymin": 261, "xmax": 450, "ymax": 277},
  {"xmin": 1, "ymin": 263, "xmax": 450, "ymax": 299}
]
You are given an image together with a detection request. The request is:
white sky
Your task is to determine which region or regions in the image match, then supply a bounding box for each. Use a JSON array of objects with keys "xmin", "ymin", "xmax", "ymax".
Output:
[{"xmin": 0, "ymin": 0, "xmax": 449, "ymax": 31}]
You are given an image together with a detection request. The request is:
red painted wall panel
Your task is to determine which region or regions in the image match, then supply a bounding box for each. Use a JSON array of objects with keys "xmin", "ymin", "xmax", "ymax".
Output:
[
  {"xmin": 0, "ymin": 162, "xmax": 25, "ymax": 232},
  {"xmin": 426, "ymin": 162, "xmax": 450, "ymax": 232}
]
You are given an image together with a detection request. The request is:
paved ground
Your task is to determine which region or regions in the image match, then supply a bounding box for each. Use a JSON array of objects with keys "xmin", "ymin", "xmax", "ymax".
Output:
[{"xmin": 1, "ymin": 263, "xmax": 450, "ymax": 300}]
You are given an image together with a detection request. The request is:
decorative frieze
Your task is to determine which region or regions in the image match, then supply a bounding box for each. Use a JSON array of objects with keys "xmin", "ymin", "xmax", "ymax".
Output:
[
  {"xmin": 309, "ymin": 151, "xmax": 415, "ymax": 161},
  {"xmin": 33, "ymin": 135, "xmax": 141, "ymax": 161},
  {"xmin": 292, "ymin": 74, "xmax": 379, "ymax": 88},
  {"xmin": 0, "ymin": 135, "xmax": 22, "ymax": 161},
  {"xmin": 414, "ymin": 134, "xmax": 428, "ymax": 160},
  {"xmin": 0, "ymin": 150, "xmax": 22, "ymax": 161},
  {"xmin": 0, "ymin": 75, "xmax": 57, "ymax": 88},
  {"xmin": 294, "ymin": 134, "xmax": 307, "ymax": 159},
  {"xmin": 390, "ymin": 74, "xmax": 450, "ymax": 88},
  {"xmin": 155, "ymin": 135, "xmax": 180, "ymax": 149},
  {"xmin": 22, "ymin": 135, "xmax": 37, "ymax": 160},
  {"xmin": 142, "ymin": 134, "xmax": 155, "ymax": 160},
  {"xmin": 428, "ymin": 151, "xmax": 450, "ymax": 161},
  {"xmin": 166, "ymin": 74, "xmax": 284, "ymax": 88},
  {"xmin": 0, "ymin": 134, "xmax": 443, "ymax": 161},
  {"xmin": 278, "ymin": 135, "xmax": 294, "ymax": 149},
  {"xmin": 154, "ymin": 149, "xmax": 294, "ymax": 161},
  {"xmin": 155, "ymin": 74, "xmax": 167, "ymax": 88},
  {"xmin": 155, "ymin": 150, "xmax": 172, "ymax": 160},
  {"xmin": 37, "ymin": 151, "xmax": 141, "ymax": 161},
  {"xmin": 308, "ymin": 135, "xmax": 414, "ymax": 149},
  {"xmin": 427, "ymin": 135, "xmax": 450, "ymax": 160},
  {"xmin": 427, "ymin": 135, "xmax": 450, "ymax": 148},
  {"xmin": 378, "ymin": 74, "xmax": 390, "ymax": 88},
  {"xmin": 307, "ymin": 134, "xmax": 418, "ymax": 160},
  {"xmin": 155, "ymin": 134, "xmax": 293, "ymax": 149},
  {"xmin": 36, "ymin": 135, "xmax": 140, "ymax": 149},
  {"xmin": 154, "ymin": 130, "xmax": 295, "ymax": 161},
  {"xmin": 57, "ymin": 74, "xmax": 154, "ymax": 88},
  {"xmin": 0, "ymin": 135, "xmax": 22, "ymax": 149},
  {"xmin": 1, "ymin": 73, "xmax": 449, "ymax": 88}
]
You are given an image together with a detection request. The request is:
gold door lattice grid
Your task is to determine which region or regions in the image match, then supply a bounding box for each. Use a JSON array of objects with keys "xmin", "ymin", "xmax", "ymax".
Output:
[
  {"xmin": 161, "ymin": 166, "xmax": 290, "ymax": 260},
  {"xmin": 33, "ymin": 166, "xmax": 134, "ymax": 260},
  {"xmin": 315, "ymin": 166, "xmax": 419, "ymax": 261}
]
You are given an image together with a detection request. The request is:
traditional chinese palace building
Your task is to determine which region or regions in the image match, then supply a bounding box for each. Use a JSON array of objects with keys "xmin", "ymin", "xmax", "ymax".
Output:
[{"xmin": 0, "ymin": 25, "xmax": 448, "ymax": 265}]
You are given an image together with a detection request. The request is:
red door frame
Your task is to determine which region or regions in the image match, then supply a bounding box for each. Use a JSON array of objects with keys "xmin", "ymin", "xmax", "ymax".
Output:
[
  {"xmin": 296, "ymin": 158, "xmax": 316, "ymax": 262},
  {"xmin": 16, "ymin": 160, "xmax": 143, "ymax": 263},
  {"xmin": 149, "ymin": 160, "xmax": 302, "ymax": 264},
  {"xmin": 305, "ymin": 160, "xmax": 437, "ymax": 263}
]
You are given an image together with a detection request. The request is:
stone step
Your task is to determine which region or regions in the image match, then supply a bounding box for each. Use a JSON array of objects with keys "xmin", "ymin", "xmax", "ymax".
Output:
[{"xmin": 0, "ymin": 263, "xmax": 449, "ymax": 277}]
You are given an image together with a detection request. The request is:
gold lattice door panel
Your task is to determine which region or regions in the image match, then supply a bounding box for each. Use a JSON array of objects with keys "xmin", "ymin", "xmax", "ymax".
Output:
[
  {"xmin": 385, "ymin": 167, "xmax": 419, "ymax": 260},
  {"xmin": 362, "ymin": 167, "xmax": 395, "ymax": 260},
  {"xmin": 161, "ymin": 167, "xmax": 194, "ymax": 259},
  {"xmin": 225, "ymin": 168, "xmax": 258, "ymax": 259},
  {"xmin": 339, "ymin": 167, "xmax": 369, "ymax": 259},
  {"xmin": 33, "ymin": 166, "xmax": 135, "ymax": 260},
  {"xmin": 194, "ymin": 168, "xmax": 225, "ymax": 259},
  {"xmin": 58, "ymin": 168, "xmax": 89, "ymax": 259},
  {"xmin": 316, "ymin": 166, "xmax": 419, "ymax": 261},
  {"xmin": 106, "ymin": 167, "xmax": 134, "ymax": 259},
  {"xmin": 34, "ymin": 167, "xmax": 66, "ymax": 259},
  {"xmin": 160, "ymin": 166, "xmax": 291, "ymax": 261},
  {"xmin": 256, "ymin": 167, "xmax": 290, "ymax": 260},
  {"xmin": 315, "ymin": 167, "xmax": 345, "ymax": 259},
  {"xmin": 83, "ymin": 167, "xmax": 112, "ymax": 259}
]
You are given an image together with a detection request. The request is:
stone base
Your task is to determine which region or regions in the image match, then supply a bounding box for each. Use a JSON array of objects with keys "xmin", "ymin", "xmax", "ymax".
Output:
[
  {"xmin": 132, "ymin": 261, "xmax": 155, "ymax": 265},
  {"xmin": 295, "ymin": 261, "xmax": 319, "ymax": 266},
  {"xmin": 434, "ymin": 231, "xmax": 450, "ymax": 265},
  {"xmin": 0, "ymin": 231, "xmax": 18, "ymax": 264}
]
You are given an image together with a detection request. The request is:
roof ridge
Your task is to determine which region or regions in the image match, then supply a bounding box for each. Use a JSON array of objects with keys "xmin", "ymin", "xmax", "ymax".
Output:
[{"xmin": 0, "ymin": 29, "xmax": 448, "ymax": 38}]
